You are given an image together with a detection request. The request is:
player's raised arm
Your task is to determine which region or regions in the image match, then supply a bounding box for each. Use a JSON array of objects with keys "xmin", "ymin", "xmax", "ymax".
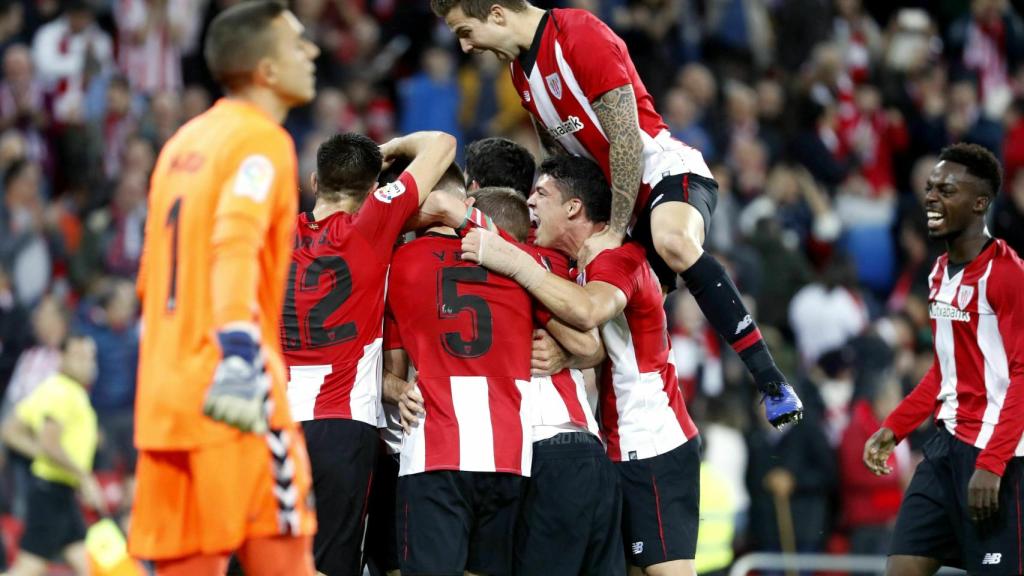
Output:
[
  {"xmin": 580, "ymin": 84, "xmax": 644, "ymax": 264},
  {"xmin": 379, "ymin": 131, "xmax": 457, "ymax": 205}
]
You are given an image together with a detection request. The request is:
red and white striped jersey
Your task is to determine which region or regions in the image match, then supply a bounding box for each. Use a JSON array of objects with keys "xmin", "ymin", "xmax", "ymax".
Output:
[
  {"xmin": 385, "ymin": 233, "xmax": 535, "ymax": 476},
  {"xmin": 115, "ymin": 0, "xmax": 188, "ymax": 94},
  {"xmin": 584, "ymin": 242, "xmax": 698, "ymax": 462},
  {"xmin": 530, "ymin": 245, "xmax": 600, "ymax": 442},
  {"xmin": 509, "ymin": 9, "xmax": 712, "ymax": 220},
  {"xmin": 283, "ymin": 172, "xmax": 419, "ymax": 426},
  {"xmin": 883, "ymin": 239, "xmax": 1024, "ymax": 476}
]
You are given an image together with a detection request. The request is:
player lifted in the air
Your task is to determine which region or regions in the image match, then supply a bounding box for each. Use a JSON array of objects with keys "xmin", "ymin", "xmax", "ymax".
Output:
[{"xmin": 431, "ymin": 0, "xmax": 802, "ymax": 428}]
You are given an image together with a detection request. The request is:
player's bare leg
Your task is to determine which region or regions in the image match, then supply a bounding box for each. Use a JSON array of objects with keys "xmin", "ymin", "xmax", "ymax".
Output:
[
  {"xmin": 629, "ymin": 559, "xmax": 696, "ymax": 576},
  {"xmin": 155, "ymin": 553, "xmax": 230, "ymax": 576},
  {"xmin": 238, "ymin": 534, "xmax": 315, "ymax": 576},
  {"xmin": 650, "ymin": 201, "xmax": 802, "ymax": 428},
  {"xmin": 5, "ymin": 550, "xmax": 48, "ymax": 576},
  {"xmin": 885, "ymin": 555, "xmax": 941, "ymax": 576},
  {"xmin": 61, "ymin": 542, "xmax": 88, "ymax": 576}
]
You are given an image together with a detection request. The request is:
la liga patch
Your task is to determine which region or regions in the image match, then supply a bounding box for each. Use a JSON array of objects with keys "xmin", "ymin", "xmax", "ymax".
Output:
[
  {"xmin": 232, "ymin": 155, "xmax": 275, "ymax": 202},
  {"xmin": 374, "ymin": 180, "xmax": 406, "ymax": 204}
]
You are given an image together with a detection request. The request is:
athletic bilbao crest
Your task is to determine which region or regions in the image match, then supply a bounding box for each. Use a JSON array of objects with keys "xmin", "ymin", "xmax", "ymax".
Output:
[
  {"xmin": 957, "ymin": 285, "xmax": 974, "ymax": 309},
  {"xmin": 545, "ymin": 73, "xmax": 563, "ymax": 99}
]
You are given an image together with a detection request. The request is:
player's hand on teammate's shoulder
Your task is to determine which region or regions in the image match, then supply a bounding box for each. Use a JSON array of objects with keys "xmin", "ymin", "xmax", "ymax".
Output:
[
  {"xmin": 863, "ymin": 427, "xmax": 896, "ymax": 476},
  {"xmin": 578, "ymin": 227, "xmax": 623, "ymax": 267},
  {"xmin": 460, "ymin": 228, "xmax": 545, "ymax": 288},
  {"xmin": 204, "ymin": 323, "xmax": 270, "ymax": 434}
]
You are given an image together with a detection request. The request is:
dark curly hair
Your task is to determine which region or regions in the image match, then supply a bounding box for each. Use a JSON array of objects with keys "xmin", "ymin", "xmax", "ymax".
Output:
[{"xmin": 938, "ymin": 142, "xmax": 1002, "ymax": 198}]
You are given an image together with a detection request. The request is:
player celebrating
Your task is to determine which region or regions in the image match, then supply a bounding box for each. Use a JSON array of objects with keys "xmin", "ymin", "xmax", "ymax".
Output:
[
  {"xmin": 282, "ymin": 131, "xmax": 456, "ymax": 575},
  {"xmin": 129, "ymin": 2, "xmax": 319, "ymax": 574},
  {"xmin": 431, "ymin": 0, "xmax": 802, "ymax": 428},
  {"xmin": 864, "ymin": 144, "xmax": 1024, "ymax": 576},
  {"xmin": 385, "ymin": 187, "xmax": 536, "ymax": 576},
  {"xmin": 462, "ymin": 156, "xmax": 700, "ymax": 576}
]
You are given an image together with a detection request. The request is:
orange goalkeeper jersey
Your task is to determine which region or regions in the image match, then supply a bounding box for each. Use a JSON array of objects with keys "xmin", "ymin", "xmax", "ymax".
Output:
[{"xmin": 135, "ymin": 99, "xmax": 298, "ymax": 450}]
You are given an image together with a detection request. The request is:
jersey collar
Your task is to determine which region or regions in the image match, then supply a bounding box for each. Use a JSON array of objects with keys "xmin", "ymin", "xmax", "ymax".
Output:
[{"xmin": 517, "ymin": 10, "xmax": 550, "ymax": 73}]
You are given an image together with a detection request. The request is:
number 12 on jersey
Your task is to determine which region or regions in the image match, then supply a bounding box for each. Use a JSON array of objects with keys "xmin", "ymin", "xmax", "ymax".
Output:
[{"xmin": 282, "ymin": 256, "xmax": 357, "ymax": 351}]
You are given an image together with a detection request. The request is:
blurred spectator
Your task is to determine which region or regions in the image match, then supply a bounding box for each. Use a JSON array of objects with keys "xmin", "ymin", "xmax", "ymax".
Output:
[
  {"xmin": 0, "ymin": 0, "xmax": 25, "ymax": 57},
  {"xmin": 791, "ymin": 99, "xmax": 853, "ymax": 189},
  {"xmin": 0, "ymin": 44, "xmax": 51, "ymax": 173},
  {"xmin": 1002, "ymin": 97, "xmax": 1024, "ymax": 182},
  {"xmin": 833, "ymin": 0, "xmax": 883, "ymax": 84},
  {"xmin": 343, "ymin": 76, "xmax": 395, "ymax": 143},
  {"xmin": 839, "ymin": 84, "xmax": 909, "ymax": 197},
  {"xmin": 73, "ymin": 280, "xmax": 138, "ymax": 473},
  {"xmin": 139, "ymin": 89, "xmax": 182, "ymax": 150},
  {"xmin": 0, "ymin": 266, "xmax": 29, "ymax": 394},
  {"xmin": 774, "ymin": 0, "xmax": 832, "ymax": 72},
  {"xmin": 990, "ymin": 167, "xmax": 1024, "ymax": 254},
  {"xmin": 70, "ymin": 169, "xmax": 146, "ymax": 291},
  {"xmin": 745, "ymin": 398, "xmax": 837, "ymax": 557},
  {"xmin": 703, "ymin": 0, "xmax": 774, "ymax": 75},
  {"xmin": 670, "ymin": 291, "xmax": 723, "ymax": 400},
  {"xmin": 944, "ymin": 77, "xmax": 1003, "ymax": 154},
  {"xmin": 837, "ymin": 373, "xmax": 911, "ymax": 556},
  {"xmin": 114, "ymin": 0, "xmax": 190, "ymax": 95},
  {"xmin": 664, "ymin": 87, "xmax": 716, "ymax": 163},
  {"xmin": 398, "ymin": 46, "xmax": 460, "ymax": 143},
  {"xmin": 95, "ymin": 75, "xmax": 137, "ymax": 181},
  {"xmin": 789, "ymin": 256, "xmax": 869, "ymax": 367},
  {"xmin": 2, "ymin": 293, "xmax": 66, "ymax": 416},
  {"xmin": 0, "ymin": 159, "xmax": 56, "ymax": 305},
  {"xmin": 30, "ymin": 0, "xmax": 113, "ymax": 124},
  {"xmin": 722, "ymin": 80, "xmax": 782, "ymax": 164},
  {"xmin": 458, "ymin": 52, "xmax": 525, "ymax": 142},
  {"xmin": 180, "ymin": 83, "xmax": 211, "ymax": 121},
  {"xmin": 947, "ymin": 0, "xmax": 1024, "ymax": 113},
  {"xmin": 810, "ymin": 347, "xmax": 856, "ymax": 446}
]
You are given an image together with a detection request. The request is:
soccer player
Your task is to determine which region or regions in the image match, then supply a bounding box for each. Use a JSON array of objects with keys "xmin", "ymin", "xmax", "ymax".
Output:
[
  {"xmin": 461, "ymin": 155, "xmax": 700, "ymax": 576},
  {"xmin": 384, "ymin": 186, "xmax": 536, "ymax": 576},
  {"xmin": 864, "ymin": 143, "xmax": 1024, "ymax": 576},
  {"xmin": 2, "ymin": 334, "xmax": 101, "ymax": 576},
  {"xmin": 431, "ymin": 0, "xmax": 802, "ymax": 428},
  {"xmin": 129, "ymin": 3, "xmax": 319, "ymax": 574},
  {"xmin": 282, "ymin": 131, "xmax": 456, "ymax": 575},
  {"xmin": 465, "ymin": 136, "xmax": 537, "ymax": 196}
]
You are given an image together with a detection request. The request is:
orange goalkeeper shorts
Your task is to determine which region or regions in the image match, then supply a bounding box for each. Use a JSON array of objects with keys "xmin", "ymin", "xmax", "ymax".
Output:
[{"xmin": 128, "ymin": 427, "xmax": 316, "ymax": 561}]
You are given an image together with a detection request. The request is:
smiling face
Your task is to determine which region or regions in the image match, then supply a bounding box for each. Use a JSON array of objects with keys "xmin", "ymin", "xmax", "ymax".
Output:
[
  {"xmin": 528, "ymin": 174, "xmax": 575, "ymax": 250},
  {"xmin": 445, "ymin": 5, "xmax": 520, "ymax": 62},
  {"xmin": 923, "ymin": 160, "xmax": 990, "ymax": 239}
]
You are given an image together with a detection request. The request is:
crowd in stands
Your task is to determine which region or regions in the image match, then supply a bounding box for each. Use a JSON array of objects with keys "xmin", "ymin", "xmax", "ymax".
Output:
[{"xmin": 1, "ymin": 0, "xmax": 1023, "ymax": 571}]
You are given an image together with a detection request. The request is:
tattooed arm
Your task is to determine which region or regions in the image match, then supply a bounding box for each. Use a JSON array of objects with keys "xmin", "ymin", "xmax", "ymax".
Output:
[
  {"xmin": 531, "ymin": 115, "xmax": 567, "ymax": 159},
  {"xmin": 591, "ymin": 84, "xmax": 643, "ymax": 240}
]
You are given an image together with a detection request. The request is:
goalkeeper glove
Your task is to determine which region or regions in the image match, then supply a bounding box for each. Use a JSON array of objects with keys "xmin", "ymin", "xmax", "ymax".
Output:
[{"xmin": 203, "ymin": 325, "xmax": 270, "ymax": 434}]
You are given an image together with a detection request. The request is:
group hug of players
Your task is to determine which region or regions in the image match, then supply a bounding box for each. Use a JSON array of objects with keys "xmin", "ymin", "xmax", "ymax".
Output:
[{"xmin": 285, "ymin": 130, "xmax": 708, "ymax": 576}]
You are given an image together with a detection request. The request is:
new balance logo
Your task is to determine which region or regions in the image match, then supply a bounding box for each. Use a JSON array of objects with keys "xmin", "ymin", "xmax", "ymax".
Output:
[
  {"xmin": 735, "ymin": 314, "xmax": 753, "ymax": 335},
  {"xmin": 632, "ymin": 541, "xmax": 644, "ymax": 555},
  {"xmin": 982, "ymin": 553, "xmax": 1002, "ymax": 565}
]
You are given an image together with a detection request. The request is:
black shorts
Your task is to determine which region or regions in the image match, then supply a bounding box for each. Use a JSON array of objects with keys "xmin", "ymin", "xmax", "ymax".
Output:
[
  {"xmin": 364, "ymin": 445, "xmax": 400, "ymax": 574},
  {"xmin": 20, "ymin": 476, "xmax": 86, "ymax": 560},
  {"xmin": 398, "ymin": 470, "xmax": 524, "ymax": 576},
  {"xmin": 302, "ymin": 418, "xmax": 379, "ymax": 576},
  {"xmin": 630, "ymin": 173, "xmax": 719, "ymax": 288},
  {"xmin": 617, "ymin": 438, "xmax": 701, "ymax": 568},
  {"xmin": 891, "ymin": 429, "xmax": 1024, "ymax": 574},
  {"xmin": 515, "ymin": 432, "xmax": 625, "ymax": 576}
]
